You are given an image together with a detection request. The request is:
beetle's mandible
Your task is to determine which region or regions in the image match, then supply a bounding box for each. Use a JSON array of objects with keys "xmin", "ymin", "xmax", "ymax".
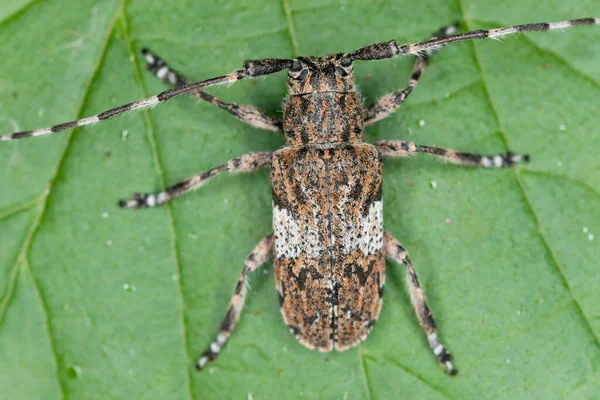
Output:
[{"xmin": 2, "ymin": 17, "xmax": 598, "ymax": 376}]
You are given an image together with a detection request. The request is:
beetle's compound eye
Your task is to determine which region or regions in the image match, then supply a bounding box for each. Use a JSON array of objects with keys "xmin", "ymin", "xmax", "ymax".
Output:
[
  {"xmin": 289, "ymin": 60, "xmax": 308, "ymax": 80},
  {"xmin": 340, "ymin": 56, "xmax": 352, "ymax": 68},
  {"xmin": 336, "ymin": 56, "xmax": 353, "ymax": 77}
]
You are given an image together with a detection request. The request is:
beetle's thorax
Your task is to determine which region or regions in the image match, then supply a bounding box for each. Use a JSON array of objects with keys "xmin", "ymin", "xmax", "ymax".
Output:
[{"xmin": 283, "ymin": 55, "xmax": 363, "ymax": 146}]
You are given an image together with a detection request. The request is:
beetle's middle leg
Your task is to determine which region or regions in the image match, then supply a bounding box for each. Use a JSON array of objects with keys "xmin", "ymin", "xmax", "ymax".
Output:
[
  {"xmin": 118, "ymin": 152, "xmax": 272, "ymax": 209},
  {"xmin": 375, "ymin": 140, "xmax": 529, "ymax": 168},
  {"xmin": 384, "ymin": 232, "xmax": 457, "ymax": 375},
  {"xmin": 363, "ymin": 23, "xmax": 458, "ymax": 125},
  {"xmin": 196, "ymin": 234, "xmax": 274, "ymax": 370},
  {"xmin": 142, "ymin": 48, "xmax": 283, "ymax": 132}
]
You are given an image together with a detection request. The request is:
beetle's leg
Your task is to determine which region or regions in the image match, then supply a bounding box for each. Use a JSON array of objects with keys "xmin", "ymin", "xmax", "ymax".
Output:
[
  {"xmin": 142, "ymin": 48, "xmax": 283, "ymax": 132},
  {"xmin": 375, "ymin": 140, "xmax": 529, "ymax": 168},
  {"xmin": 118, "ymin": 152, "xmax": 272, "ymax": 209},
  {"xmin": 363, "ymin": 23, "xmax": 458, "ymax": 126},
  {"xmin": 384, "ymin": 232, "xmax": 457, "ymax": 375},
  {"xmin": 196, "ymin": 234, "xmax": 274, "ymax": 370}
]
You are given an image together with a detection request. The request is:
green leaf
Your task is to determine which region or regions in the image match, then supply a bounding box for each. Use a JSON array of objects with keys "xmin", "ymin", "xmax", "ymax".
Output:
[{"xmin": 1, "ymin": 1, "xmax": 599, "ymax": 399}]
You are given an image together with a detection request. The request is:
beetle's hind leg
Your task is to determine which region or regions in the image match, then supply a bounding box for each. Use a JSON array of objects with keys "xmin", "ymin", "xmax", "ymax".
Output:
[
  {"xmin": 363, "ymin": 23, "xmax": 458, "ymax": 125},
  {"xmin": 384, "ymin": 232, "xmax": 457, "ymax": 375},
  {"xmin": 118, "ymin": 152, "xmax": 271, "ymax": 209},
  {"xmin": 142, "ymin": 48, "xmax": 283, "ymax": 132},
  {"xmin": 196, "ymin": 234, "xmax": 274, "ymax": 370}
]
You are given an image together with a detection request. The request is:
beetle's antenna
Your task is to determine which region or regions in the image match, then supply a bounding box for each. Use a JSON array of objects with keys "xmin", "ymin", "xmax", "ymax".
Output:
[
  {"xmin": 398, "ymin": 18, "xmax": 599, "ymax": 56},
  {"xmin": 0, "ymin": 58, "xmax": 293, "ymax": 141},
  {"xmin": 348, "ymin": 18, "xmax": 599, "ymax": 62}
]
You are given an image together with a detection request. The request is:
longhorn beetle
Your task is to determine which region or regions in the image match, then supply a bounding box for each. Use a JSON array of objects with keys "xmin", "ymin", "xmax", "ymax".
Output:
[{"xmin": 2, "ymin": 17, "xmax": 598, "ymax": 375}]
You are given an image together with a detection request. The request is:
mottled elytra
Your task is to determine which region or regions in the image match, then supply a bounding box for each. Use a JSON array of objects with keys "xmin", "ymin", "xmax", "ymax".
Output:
[{"xmin": 2, "ymin": 18, "xmax": 598, "ymax": 376}]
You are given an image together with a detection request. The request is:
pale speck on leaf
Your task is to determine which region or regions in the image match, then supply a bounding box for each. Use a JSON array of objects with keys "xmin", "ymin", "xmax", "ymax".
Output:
[{"xmin": 123, "ymin": 283, "xmax": 136, "ymax": 292}]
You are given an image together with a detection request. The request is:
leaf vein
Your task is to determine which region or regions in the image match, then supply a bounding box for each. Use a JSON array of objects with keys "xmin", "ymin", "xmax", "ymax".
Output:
[
  {"xmin": 0, "ymin": 195, "xmax": 41, "ymax": 222},
  {"xmin": 119, "ymin": 4, "xmax": 195, "ymax": 399},
  {"xmin": 379, "ymin": 356, "xmax": 452, "ymax": 400},
  {"xmin": 282, "ymin": 0, "xmax": 300, "ymax": 57},
  {"xmin": 23, "ymin": 260, "xmax": 67, "ymax": 400},
  {"xmin": 358, "ymin": 347, "xmax": 373, "ymax": 400},
  {"xmin": 0, "ymin": 0, "xmax": 44, "ymax": 30}
]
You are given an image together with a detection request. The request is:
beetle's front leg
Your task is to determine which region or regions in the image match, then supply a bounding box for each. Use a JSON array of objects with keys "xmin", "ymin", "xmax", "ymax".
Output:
[{"xmin": 118, "ymin": 152, "xmax": 272, "ymax": 209}]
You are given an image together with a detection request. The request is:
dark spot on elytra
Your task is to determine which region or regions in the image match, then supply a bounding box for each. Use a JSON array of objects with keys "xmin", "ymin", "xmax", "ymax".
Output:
[
  {"xmin": 303, "ymin": 314, "xmax": 319, "ymax": 326},
  {"xmin": 289, "ymin": 325, "xmax": 301, "ymax": 335},
  {"xmin": 331, "ymin": 282, "xmax": 340, "ymax": 306},
  {"xmin": 349, "ymin": 260, "xmax": 374, "ymax": 286},
  {"xmin": 289, "ymin": 265, "xmax": 324, "ymax": 291},
  {"xmin": 362, "ymin": 181, "xmax": 382, "ymax": 216},
  {"xmin": 293, "ymin": 183, "xmax": 307, "ymax": 204}
]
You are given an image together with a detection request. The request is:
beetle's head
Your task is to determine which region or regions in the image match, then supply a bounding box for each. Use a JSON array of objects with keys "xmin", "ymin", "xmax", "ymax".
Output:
[{"xmin": 287, "ymin": 54, "xmax": 355, "ymax": 95}]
